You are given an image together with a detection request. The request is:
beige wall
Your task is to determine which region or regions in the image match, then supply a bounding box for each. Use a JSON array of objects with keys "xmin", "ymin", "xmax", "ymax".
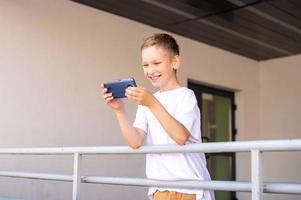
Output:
[
  {"xmin": 0, "ymin": 0, "xmax": 299, "ymax": 200},
  {"xmin": 259, "ymin": 55, "xmax": 301, "ymax": 139},
  {"xmin": 259, "ymin": 55, "xmax": 301, "ymax": 200}
]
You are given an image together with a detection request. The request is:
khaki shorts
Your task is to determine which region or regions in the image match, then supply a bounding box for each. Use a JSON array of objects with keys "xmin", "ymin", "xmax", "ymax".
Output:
[{"xmin": 153, "ymin": 190, "xmax": 196, "ymax": 200}]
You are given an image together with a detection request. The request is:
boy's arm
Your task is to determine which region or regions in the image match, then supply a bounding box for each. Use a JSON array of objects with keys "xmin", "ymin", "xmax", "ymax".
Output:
[
  {"xmin": 101, "ymin": 84, "xmax": 146, "ymax": 148},
  {"xmin": 114, "ymin": 107, "xmax": 146, "ymax": 149},
  {"xmin": 148, "ymin": 99, "xmax": 190, "ymax": 145},
  {"xmin": 126, "ymin": 87, "xmax": 190, "ymax": 145}
]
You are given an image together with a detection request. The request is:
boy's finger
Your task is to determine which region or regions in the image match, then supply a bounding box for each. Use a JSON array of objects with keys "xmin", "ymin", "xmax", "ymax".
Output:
[
  {"xmin": 127, "ymin": 86, "xmax": 141, "ymax": 92},
  {"xmin": 125, "ymin": 88, "xmax": 132, "ymax": 95},
  {"xmin": 126, "ymin": 86, "xmax": 134, "ymax": 92},
  {"xmin": 104, "ymin": 93, "xmax": 113, "ymax": 99},
  {"xmin": 138, "ymin": 86, "xmax": 146, "ymax": 90},
  {"xmin": 125, "ymin": 90, "xmax": 137, "ymax": 99},
  {"xmin": 105, "ymin": 96, "xmax": 114, "ymax": 103},
  {"xmin": 125, "ymin": 91, "xmax": 131, "ymax": 98},
  {"xmin": 133, "ymin": 87, "xmax": 146, "ymax": 94},
  {"xmin": 101, "ymin": 83, "xmax": 106, "ymax": 90},
  {"xmin": 102, "ymin": 87, "xmax": 108, "ymax": 93},
  {"xmin": 126, "ymin": 88, "xmax": 139, "ymax": 96},
  {"xmin": 127, "ymin": 86, "xmax": 141, "ymax": 91}
]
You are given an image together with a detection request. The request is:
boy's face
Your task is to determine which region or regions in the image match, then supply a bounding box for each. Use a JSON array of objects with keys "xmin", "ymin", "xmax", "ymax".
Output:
[{"xmin": 141, "ymin": 45, "xmax": 179, "ymax": 91}]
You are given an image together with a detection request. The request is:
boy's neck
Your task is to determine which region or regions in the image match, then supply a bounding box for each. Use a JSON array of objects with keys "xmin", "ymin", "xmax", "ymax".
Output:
[{"xmin": 159, "ymin": 81, "xmax": 181, "ymax": 92}]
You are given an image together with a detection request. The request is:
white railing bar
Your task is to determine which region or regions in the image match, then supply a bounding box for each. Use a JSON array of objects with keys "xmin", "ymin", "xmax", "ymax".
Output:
[
  {"xmin": 0, "ymin": 171, "xmax": 300, "ymax": 194},
  {"xmin": 0, "ymin": 139, "xmax": 300, "ymax": 155},
  {"xmin": 265, "ymin": 183, "xmax": 301, "ymax": 194},
  {"xmin": 0, "ymin": 171, "xmax": 249, "ymax": 191},
  {"xmin": 83, "ymin": 177, "xmax": 301, "ymax": 194},
  {"xmin": 72, "ymin": 153, "xmax": 81, "ymax": 200},
  {"xmin": 0, "ymin": 171, "xmax": 72, "ymax": 182},
  {"xmin": 251, "ymin": 149, "xmax": 263, "ymax": 200},
  {"xmin": 83, "ymin": 176, "xmax": 251, "ymax": 192}
]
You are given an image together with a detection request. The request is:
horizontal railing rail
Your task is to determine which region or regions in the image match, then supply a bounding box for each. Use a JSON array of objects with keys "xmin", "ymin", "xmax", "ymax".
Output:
[
  {"xmin": 0, "ymin": 139, "xmax": 300, "ymax": 200},
  {"xmin": 1, "ymin": 171, "xmax": 300, "ymax": 194},
  {"xmin": 0, "ymin": 139, "xmax": 301, "ymax": 154}
]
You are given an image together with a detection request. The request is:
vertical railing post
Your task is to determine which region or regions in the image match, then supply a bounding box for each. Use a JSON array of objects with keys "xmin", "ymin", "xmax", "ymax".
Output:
[
  {"xmin": 251, "ymin": 149, "xmax": 263, "ymax": 200},
  {"xmin": 72, "ymin": 153, "xmax": 82, "ymax": 200}
]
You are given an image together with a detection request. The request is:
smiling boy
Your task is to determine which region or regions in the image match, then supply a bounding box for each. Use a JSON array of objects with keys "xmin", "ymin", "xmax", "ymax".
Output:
[{"xmin": 101, "ymin": 33, "xmax": 214, "ymax": 200}]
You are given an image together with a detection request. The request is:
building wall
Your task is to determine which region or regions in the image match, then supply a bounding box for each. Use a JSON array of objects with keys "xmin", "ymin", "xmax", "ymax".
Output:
[
  {"xmin": 259, "ymin": 55, "xmax": 301, "ymax": 200},
  {"xmin": 0, "ymin": 0, "xmax": 298, "ymax": 200}
]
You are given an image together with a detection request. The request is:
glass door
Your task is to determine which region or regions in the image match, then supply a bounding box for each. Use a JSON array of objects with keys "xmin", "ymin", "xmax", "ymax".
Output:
[{"xmin": 188, "ymin": 81, "xmax": 237, "ymax": 200}]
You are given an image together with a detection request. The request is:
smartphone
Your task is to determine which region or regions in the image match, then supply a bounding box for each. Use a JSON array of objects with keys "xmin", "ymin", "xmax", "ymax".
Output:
[{"xmin": 104, "ymin": 78, "xmax": 137, "ymax": 98}]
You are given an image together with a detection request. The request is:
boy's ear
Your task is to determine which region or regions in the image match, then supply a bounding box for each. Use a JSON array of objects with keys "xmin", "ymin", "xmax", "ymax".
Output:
[{"xmin": 172, "ymin": 55, "xmax": 181, "ymax": 70}]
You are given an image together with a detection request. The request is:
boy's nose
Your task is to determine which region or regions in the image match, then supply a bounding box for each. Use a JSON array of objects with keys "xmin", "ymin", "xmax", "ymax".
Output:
[
  {"xmin": 147, "ymin": 70, "xmax": 157, "ymax": 76},
  {"xmin": 147, "ymin": 66, "xmax": 156, "ymax": 74}
]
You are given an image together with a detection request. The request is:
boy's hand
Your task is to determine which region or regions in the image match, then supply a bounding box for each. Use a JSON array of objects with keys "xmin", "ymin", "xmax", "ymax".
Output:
[
  {"xmin": 126, "ymin": 87, "xmax": 156, "ymax": 107},
  {"xmin": 101, "ymin": 84, "xmax": 124, "ymax": 111}
]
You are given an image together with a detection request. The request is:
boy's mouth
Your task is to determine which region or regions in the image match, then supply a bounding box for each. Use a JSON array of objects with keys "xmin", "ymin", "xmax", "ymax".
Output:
[{"xmin": 149, "ymin": 74, "xmax": 161, "ymax": 81}]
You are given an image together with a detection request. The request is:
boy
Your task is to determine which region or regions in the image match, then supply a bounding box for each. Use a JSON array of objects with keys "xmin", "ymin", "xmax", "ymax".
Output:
[{"xmin": 101, "ymin": 33, "xmax": 214, "ymax": 200}]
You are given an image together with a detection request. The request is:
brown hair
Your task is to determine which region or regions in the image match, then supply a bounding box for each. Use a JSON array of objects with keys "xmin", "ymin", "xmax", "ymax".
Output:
[{"xmin": 141, "ymin": 33, "xmax": 179, "ymax": 56}]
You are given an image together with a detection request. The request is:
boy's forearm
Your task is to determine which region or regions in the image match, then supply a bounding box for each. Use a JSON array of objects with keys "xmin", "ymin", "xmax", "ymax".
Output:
[
  {"xmin": 114, "ymin": 109, "xmax": 145, "ymax": 148},
  {"xmin": 149, "ymin": 100, "xmax": 190, "ymax": 145}
]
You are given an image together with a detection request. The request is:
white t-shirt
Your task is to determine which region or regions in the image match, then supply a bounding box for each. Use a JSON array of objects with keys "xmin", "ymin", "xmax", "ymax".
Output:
[{"xmin": 133, "ymin": 87, "xmax": 214, "ymax": 200}]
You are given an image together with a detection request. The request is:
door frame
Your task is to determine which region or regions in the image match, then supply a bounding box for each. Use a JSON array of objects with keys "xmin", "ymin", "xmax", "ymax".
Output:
[{"xmin": 188, "ymin": 79, "xmax": 237, "ymax": 200}]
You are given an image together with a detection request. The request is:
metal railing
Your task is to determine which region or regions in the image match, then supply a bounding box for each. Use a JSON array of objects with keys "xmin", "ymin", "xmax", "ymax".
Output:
[{"xmin": 0, "ymin": 139, "xmax": 301, "ymax": 200}]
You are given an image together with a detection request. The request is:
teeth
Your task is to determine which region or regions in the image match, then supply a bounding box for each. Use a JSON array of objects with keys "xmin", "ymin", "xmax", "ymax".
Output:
[{"xmin": 149, "ymin": 75, "xmax": 160, "ymax": 80}]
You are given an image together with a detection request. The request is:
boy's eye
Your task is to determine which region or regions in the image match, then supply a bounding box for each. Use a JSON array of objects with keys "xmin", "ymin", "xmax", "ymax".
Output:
[
  {"xmin": 143, "ymin": 64, "xmax": 148, "ymax": 68},
  {"xmin": 154, "ymin": 62, "xmax": 161, "ymax": 65}
]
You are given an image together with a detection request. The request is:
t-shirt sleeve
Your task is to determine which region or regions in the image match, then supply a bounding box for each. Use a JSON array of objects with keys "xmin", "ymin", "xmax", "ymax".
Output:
[
  {"xmin": 176, "ymin": 91, "xmax": 201, "ymax": 143},
  {"xmin": 133, "ymin": 105, "xmax": 148, "ymax": 134}
]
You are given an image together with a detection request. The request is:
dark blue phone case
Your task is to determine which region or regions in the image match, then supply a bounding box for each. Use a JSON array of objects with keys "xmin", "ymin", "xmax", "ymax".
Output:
[{"xmin": 104, "ymin": 78, "xmax": 137, "ymax": 98}]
